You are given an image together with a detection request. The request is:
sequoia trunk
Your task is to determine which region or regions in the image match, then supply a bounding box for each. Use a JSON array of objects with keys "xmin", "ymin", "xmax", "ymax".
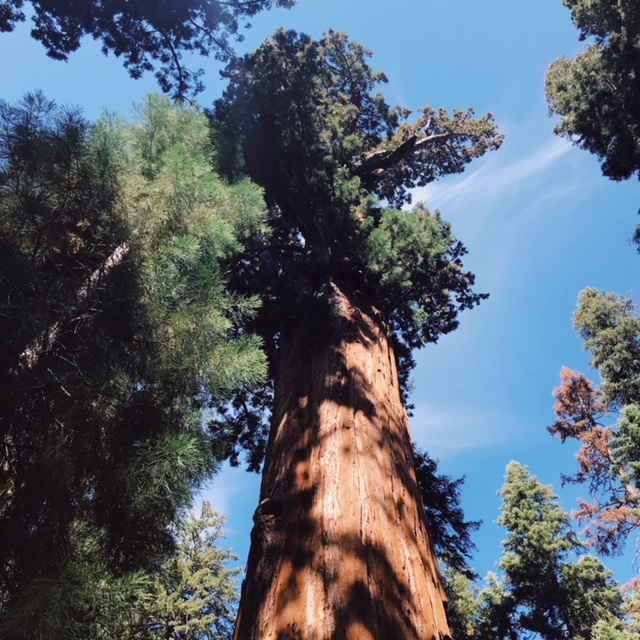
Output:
[{"xmin": 234, "ymin": 282, "xmax": 451, "ymax": 640}]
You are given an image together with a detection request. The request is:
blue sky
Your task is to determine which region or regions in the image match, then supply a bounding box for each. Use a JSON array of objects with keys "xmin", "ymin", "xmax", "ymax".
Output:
[{"xmin": 3, "ymin": 0, "xmax": 640, "ymax": 585}]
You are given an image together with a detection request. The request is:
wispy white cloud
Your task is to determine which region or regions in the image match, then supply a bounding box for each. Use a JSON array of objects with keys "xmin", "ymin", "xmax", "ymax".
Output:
[
  {"xmin": 412, "ymin": 135, "xmax": 574, "ymax": 213},
  {"xmin": 407, "ymin": 132, "xmax": 597, "ymax": 297}
]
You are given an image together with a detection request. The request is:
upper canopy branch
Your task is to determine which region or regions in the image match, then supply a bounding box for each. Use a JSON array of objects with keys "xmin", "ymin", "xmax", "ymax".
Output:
[
  {"xmin": 353, "ymin": 123, "xmax": 464, "ymax": 179},
  {"xmin": 350, "ymin": 107, "xmax": 503, "ymax": 203},
  {"xmin": 351, "ymin": 107, "xmax": 503, "ymax": 206}
]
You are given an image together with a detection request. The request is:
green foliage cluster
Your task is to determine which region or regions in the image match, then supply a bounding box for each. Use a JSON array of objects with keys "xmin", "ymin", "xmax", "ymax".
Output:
[
  {"xmin": 145, "ymin": 501, "xmax": 240, "ymax": 640},
  {"xmin": 1, "ymin": 501, "xmax": 240, "ymax": 640},
  {"xmin": 546, "ymin": 0, "xmax": 640, "ymax": 186},
  {"xmin": 460, "ymin": 462, "xmax": 631, "ymax": 640},
  {"xmin": 592, "ymin": 620, "xmax": 640, "ymax": 640},
  {"xmin": 359, "ymin": 204, "xmax": 486, "ymax": 347},
  {"xmin": 574, "ymin": 288, "xmax": 640, "ymax": 407},
  {"xmin": 0, "ymin": 93, "xmax": 265, "ymax": 635},
  {"xmin": 0, "ymin": 0, "xmax": 295, "ymax": 99},
  {"xmin": 442, "ymin": 568, "xmax": 482, "ymax": 640},
  {"xmin": 216, "ymin": 30, "xmax": 501, "ymax": 209},
  {"xmin": 214, "ymin": 30, "xmax": 500, "ymax": 330},
  {"xmin": 413, "ymin": 446, "xmax": 480, "ymax": 578}
]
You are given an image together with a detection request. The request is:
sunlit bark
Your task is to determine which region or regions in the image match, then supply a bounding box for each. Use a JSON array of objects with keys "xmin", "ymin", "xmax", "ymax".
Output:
[{"xmin": 234, "ymin": 282, "xmax": 450, "ymax": 640}]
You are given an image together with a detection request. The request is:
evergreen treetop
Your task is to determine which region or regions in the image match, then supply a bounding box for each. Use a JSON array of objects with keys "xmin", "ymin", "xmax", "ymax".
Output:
[
  {"xmin": 549, "ymin": 288, "xmax": 640, "ymax": 554},
  {"xmin": 212, "ymin": 29, "xmax": 502, "ymax": 467},
  {"xmin": 477, "ymin": 461, "xmax": 625, "ymax": 640},
  {"xmin": 546, "ymin": 0, "xmax": 640, "ymax": 206}
]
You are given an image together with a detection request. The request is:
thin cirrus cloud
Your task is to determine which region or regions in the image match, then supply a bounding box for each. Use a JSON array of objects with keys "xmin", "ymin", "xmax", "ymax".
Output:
[
  {"xmin": 402, "ymin": 129, "xmax": 585, "ymax": 464},
  {"xmin": 412, "ymin": 133, "xmax": 575, "ymax": 219},
  {"xmin": 409, "ymin": 131, "xmax": 589, "ymax": 295}
]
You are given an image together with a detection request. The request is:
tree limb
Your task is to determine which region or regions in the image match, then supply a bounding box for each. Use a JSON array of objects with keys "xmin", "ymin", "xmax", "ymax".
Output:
[
  {"xmin": 16, "ymin": 242, "xmax": 130, "ymax": 376},
  {"xmin": 353, "ymin": 128, "xmax": 458, "ymax": 179}
]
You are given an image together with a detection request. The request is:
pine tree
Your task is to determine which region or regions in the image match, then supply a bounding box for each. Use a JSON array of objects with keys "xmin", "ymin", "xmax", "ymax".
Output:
[
  {"xmin": 146, "ymin": 502, "xmax": 241, "ymax": 640},
  {"xmin": 477, "ymin": 461, "xmax": 625, "ymax": 640},
  {"xmin": 0, "ymin": 501, "xmax": 242, "ymax": 639},
  {"xmin": 0, "ymin": 93, "xmax": 266, "ymax": 636},
  {"xmin": 442, "ymin": 568, "xmax": 481, "ymax": 640},
  {"xmin": 213, "ymin": 29, "xmax": 503, "ymax": 639}
]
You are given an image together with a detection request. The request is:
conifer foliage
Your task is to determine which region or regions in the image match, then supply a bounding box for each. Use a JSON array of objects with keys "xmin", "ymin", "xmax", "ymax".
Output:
[
  {"xmin": 476, "ymin": 462, "xmax": 625, "ymax": 640},
  {"xmin": 546, "ymin": 0, "xmax": 640, "ymax": 184},
  {"xmin": 0, "ymin": 93, "xmax": 265, "ymax": 636},
  {"xmin": 549, "ymin": 288, "xmax": 640, "ymax": 554},
  {"xmin": 413, "ymin": 446, "xmax": 480, "ymax": 578},
  {"xmin": 146, "ymin": 502, "xmax": 241, "ymax": 640},
  {"xmin": 0, "ymin": 0, "xmax": 295, "ymax": 98},
  {"xmin": 1, "ymin": 501, "xmax": 241, "ymax": 640}
]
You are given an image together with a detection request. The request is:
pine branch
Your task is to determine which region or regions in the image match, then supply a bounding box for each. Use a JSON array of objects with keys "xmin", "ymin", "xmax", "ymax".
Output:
[{"xmin": 16, "ymin": 242, "xmax": 130, "ymax": 375}]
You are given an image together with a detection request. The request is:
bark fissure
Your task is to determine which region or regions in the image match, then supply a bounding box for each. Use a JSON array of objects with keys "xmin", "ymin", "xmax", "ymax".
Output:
[{"xmin": 235, "ymin": 283, "xmax": 451, "ymax": 640}]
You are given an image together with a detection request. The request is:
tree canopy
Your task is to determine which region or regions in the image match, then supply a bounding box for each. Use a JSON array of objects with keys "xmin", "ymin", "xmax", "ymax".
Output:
[
  {"xmin": 212, "ymin": 30, "xmax": 503, "ymax": 466},
  {"xmin": 214, "ymin": 29, "xmax": 502, "ymax": 322},
  {"xmin": 0, "ymin": 0, "xmax": 295, "ymax": 99},
  {"xmin": 1, "ymin": 500, "xmax": 241, "ymax": 639},
  {"xmin": 545, "ymin": 0, "xmax": 640, "ymax": 186},
  {"xmin": 145, "ymin": 501, "xmax": 240, "ymax": 640},
  {"xmin": 0, "ymin": 93, "xmax": 265, "ymax": 635}
]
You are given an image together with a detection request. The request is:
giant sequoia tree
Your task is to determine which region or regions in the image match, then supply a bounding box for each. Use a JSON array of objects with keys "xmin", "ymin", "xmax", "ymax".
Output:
[{"xmin": 213, "ymin": 30, "xmax": 503, "ymax": 639}]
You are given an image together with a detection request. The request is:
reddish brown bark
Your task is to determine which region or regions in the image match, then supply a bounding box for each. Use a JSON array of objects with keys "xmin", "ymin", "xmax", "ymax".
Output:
[{"xmin": 234, "ymin": 282, "xmax": 451, "ymax": 640}]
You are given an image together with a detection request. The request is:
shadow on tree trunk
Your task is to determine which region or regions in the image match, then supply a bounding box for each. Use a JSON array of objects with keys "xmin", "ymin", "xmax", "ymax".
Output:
[{"xmin": 235, "ymin": 282, "xmax": 450, "ymax": 640}]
